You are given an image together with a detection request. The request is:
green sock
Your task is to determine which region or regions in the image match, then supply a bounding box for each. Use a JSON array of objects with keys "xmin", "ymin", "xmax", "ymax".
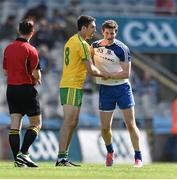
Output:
[{"xmin": 58, "ymin": 151, "xmax": 68, "ymax": 159}]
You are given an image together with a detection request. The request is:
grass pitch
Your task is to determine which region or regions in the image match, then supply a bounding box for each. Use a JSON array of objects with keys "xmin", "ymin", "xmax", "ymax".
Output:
[{"xmin": 0, "ymin": 161, "xmax": 177, "ymax": 179}]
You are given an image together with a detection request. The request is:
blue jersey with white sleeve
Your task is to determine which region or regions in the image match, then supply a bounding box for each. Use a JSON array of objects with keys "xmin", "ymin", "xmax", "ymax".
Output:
[{"xmin": 92, "ymin": 39, "xmax": 131, "ymax": 85}]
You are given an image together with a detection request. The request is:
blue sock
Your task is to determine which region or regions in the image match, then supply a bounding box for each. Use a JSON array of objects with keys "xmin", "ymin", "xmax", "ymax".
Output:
[
  {"xmin": 134, "ymin": 150, "xmax": 142, "ymax": 160},
  {"xmin": 106, "ymin": 144, "xmax": 114, "ymax": 153}
]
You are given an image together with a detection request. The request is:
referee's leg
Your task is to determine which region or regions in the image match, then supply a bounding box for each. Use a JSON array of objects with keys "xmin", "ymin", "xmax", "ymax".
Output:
[
  {"xmin": 20, "ymin": 115, "xmax": 42, "ymax": 154},
  {"xmin": 9, "ymin": 113, "xmax": 23, "ymax": 160},
  {"xmin": 16, "ymin": 115, "xmax": 42, "ymax": 167}
]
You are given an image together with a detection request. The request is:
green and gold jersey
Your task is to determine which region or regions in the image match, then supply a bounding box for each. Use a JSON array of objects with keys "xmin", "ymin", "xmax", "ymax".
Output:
[{"xmin": 60, "ymin": 34, "xmax": 91, "ymax": 89}]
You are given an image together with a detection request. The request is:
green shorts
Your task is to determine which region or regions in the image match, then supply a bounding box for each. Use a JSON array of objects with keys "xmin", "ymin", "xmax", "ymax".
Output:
[{"xmin": 60, "ymin": 88, "xmax": 83, "ymax": 107}]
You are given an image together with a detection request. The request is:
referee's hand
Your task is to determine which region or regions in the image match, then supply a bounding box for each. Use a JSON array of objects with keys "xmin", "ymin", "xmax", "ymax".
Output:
[
  {"xmin": 34, "ymin": 79, "xmax": 41, "ymax": 85},
  {"xmin": 37, "ymin": 79, "xmax": 42, "ymax": 85}
]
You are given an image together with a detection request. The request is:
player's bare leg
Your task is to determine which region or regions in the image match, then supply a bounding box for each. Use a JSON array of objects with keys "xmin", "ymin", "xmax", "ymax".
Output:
[
  {"xmin": 56, "ymin": 105, "xmax": 80, "ymax": 166},
  {"xmin": 59, "ymin": 105, "xmax": 80, "ymax": 151},
  {"xmin": 121, "ymin": 106, "xmax": 142, "ymax": 167},
  {"xmin": 100, "ymin": 111, "xmax": 114, "ymax": 166}
]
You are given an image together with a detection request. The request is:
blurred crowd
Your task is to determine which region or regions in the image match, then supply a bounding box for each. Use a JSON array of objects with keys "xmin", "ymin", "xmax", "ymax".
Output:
[{"xmin": 0, "ymin": 0, "xmax": 176, "ymax": 128}]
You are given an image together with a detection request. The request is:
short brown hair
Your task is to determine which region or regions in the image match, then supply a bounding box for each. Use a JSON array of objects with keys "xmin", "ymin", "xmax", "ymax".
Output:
[
  {"xmin": 19, "ymin": 19, "xmax": 35, "ymax": 35},
  {"xmin": 77, "ymin": 15, "xmax": 96, "ymax": 31},
  {"xmin": 102, "ymin": 20, "xmax": 118, "ymax": 32}
]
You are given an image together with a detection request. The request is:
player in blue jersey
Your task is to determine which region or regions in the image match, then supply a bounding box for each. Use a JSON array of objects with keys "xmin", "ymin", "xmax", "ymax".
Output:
[{"xmin": 91, "ymin": 20, "xmax": 142, "ymax": 167}]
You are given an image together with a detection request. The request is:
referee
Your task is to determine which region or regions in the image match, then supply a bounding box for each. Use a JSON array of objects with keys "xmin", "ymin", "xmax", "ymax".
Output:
[{"xmin": 3, "ymin": 19, "xmax": 42, "ymax": 167}]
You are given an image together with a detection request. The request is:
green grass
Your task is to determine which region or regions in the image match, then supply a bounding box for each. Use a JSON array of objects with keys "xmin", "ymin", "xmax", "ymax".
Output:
[{"xmin": 0, "ymin": 161, "xmax": 177, "ymax": 179}]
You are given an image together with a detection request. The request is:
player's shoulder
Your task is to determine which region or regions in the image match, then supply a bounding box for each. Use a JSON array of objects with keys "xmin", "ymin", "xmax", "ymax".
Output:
[
  {"xmin": 66, "ymin": 34, "xmax": 87, "ymax": 46},
  {"xmin": 66, "ymin": 34, "xmax": 76, "ymax": 44},
  {"xmin": 114, "ymin": 39, "xmax": 129, "ymax": 51}
]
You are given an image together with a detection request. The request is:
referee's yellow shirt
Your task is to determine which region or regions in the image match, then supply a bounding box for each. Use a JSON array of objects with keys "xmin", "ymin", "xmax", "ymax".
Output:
[{"xmin": 60, "ymin": 34, "xmax": 91, "ymax": 89}]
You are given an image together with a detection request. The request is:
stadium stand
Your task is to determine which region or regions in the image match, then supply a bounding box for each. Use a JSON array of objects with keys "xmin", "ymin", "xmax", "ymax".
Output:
[
  {"xmin": 0, "ymin": 0, "xmax": 176, "ymax": 126},
  {"xmin": 0, "ymin": 2, "xmax": 177, "ymax": 164}
]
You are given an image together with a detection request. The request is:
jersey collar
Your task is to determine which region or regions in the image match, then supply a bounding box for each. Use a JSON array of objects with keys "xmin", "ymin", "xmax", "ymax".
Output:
[
  {"xmin": 102, "ymin": 39, "xmax": 116, "ymax": 47},
  {"xmin": 77, "ymin": 33, "xmax": 85, "ymax": 41},
  {"xmin": 16, "ymin": 37, "xmax": 28, "ymax": 42}
]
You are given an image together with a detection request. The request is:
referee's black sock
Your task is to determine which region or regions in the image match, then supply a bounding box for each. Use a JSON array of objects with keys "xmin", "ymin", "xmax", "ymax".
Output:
[
  {"xmin": 9, "ymin": 129, "xmax": 20, "ymax": 160},
  {"xmin": 21, "ymin": 128, "xmax": 38, "ymax": 154}
]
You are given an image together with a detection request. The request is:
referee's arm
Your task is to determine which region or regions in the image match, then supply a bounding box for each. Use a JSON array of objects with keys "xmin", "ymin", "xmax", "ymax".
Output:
[
  {"xmin": 32, "ymin": 61, "xmax": 41, "ymax": 85},
  {"xmin": 3, "ymin": 69, "xmax": 7, "ymax": 76},
  {"xmin": 32, "ymin": 69, "xmax": 41, "ymax": 84}
]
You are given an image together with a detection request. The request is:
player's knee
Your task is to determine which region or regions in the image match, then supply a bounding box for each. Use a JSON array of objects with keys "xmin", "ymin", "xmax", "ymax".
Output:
[
  {"xmin": 125, "ymin": 121, "xmax": 137, "ymax": 132},
  {"xmin": 70, "ymin": 118, "xmax": 79, "ymax": 128},
  {"xmin": 70, "ymin": 121, "xmax": 78, "ymax": 129},
  {"xmin": 64, "ymin": 120, "xmax": 78, "ymax": 129}
]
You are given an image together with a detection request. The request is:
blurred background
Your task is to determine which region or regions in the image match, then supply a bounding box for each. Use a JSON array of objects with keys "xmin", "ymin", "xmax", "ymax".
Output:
[{"xmin": 0, "ymin": 0, "xmax": 177, "ymax": 164}]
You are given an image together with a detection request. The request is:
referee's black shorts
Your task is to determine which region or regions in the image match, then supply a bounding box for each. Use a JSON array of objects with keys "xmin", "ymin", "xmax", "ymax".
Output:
[{"xmin": 6, "ymin": 85, "xmax": 41, "ymax": 116}]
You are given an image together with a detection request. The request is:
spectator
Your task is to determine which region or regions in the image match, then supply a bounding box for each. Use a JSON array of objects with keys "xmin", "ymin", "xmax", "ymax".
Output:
[
  {"xmin": 50, "ymin": 8, "xmax": 68, "ymax": 41},
  {"xmin": 0, "ymin": 15, "xmax": 17, "ymax": 40},
  {"xmin": 141, "ymin": 71, "xmax": 158, "ymax": 122},
  {"xmin": 66, "ymin": 0, "xmax": 81, "ymax": 17},
  {"xmin": 32, "ymin": 19, "xmax": 54, "ymax": 49},
  {"xmin": 23, "ymin": 4, "xmax": 47, "ymax": 22},
  {"xmin": 38, "ymin": 45, "xmax": 52, "ymax": 74},
  {"xmin": 155, "ymin": 0, "xmax": 176, "ymax": 15}
]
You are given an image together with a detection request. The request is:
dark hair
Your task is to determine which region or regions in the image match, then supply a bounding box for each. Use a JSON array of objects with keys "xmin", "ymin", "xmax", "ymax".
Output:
[
  {"xmin": 102, "ymin": 20, "xmax": 118, "ymax": 32},
  {"xmin": 77, "ymin": 15, "xmax": 95, "ymax": 31},
  {"xmin": 19, "ymin": 19, "xmax": 34, "ymax": 35}
]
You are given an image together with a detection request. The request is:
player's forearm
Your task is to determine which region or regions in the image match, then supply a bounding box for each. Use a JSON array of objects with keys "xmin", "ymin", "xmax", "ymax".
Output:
[
  {"xmin": 110, "ymin": 70, "xmax": 130, "ymax": 79},
  {"xmin": 85, "ymin": 60, "xmax": 109, "ymax": 77},
  {"xmin": 90, "ymin": 65, "xmax": 105, "ymax": 77}
]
